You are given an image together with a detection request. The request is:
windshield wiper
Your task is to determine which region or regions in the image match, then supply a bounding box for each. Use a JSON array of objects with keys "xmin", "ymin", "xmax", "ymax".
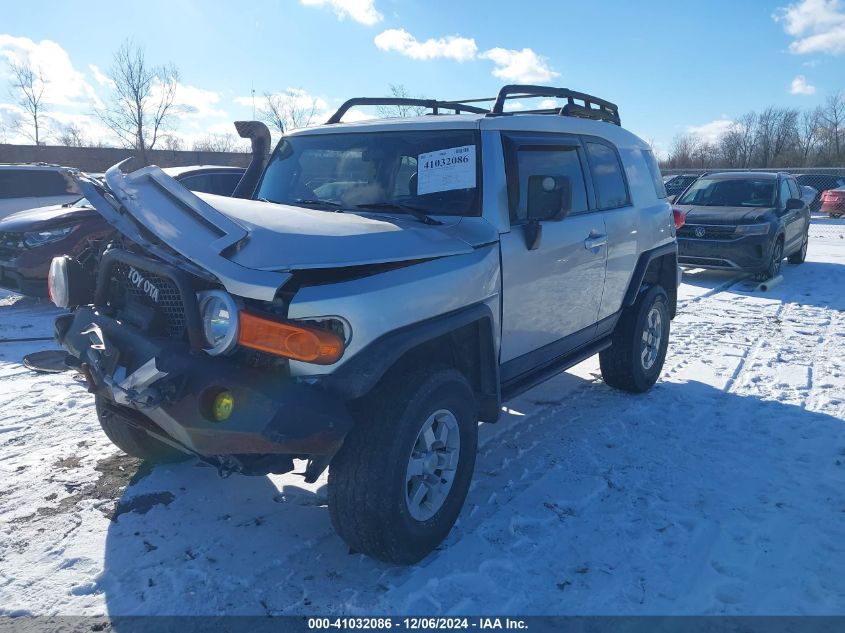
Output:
[
  {"xmin": 293, "ymin": 198, "xmax": 345, "ymax": 212},
  {"xmin": 355, "ymin": 201, "xmax": 443, "ymax": 225}
]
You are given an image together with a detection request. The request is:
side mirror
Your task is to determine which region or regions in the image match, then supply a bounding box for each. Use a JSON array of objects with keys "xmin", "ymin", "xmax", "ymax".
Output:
[
  {"xmin": 786, "ymin": 198, "xmax": 804, "ymax": 211},
  {"xmin": 667, "ymin": 194, "xmax": 677, "ymax": 204},
  {"xmin": 527, "ymin": 175, "xmax": 572, "ymax": 222}
]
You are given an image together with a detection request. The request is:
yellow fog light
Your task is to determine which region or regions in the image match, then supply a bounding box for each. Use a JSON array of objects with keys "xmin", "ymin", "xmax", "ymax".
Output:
[{"xmin": 212, "ymin": 391, "xmax": 234, "ymax": 422}]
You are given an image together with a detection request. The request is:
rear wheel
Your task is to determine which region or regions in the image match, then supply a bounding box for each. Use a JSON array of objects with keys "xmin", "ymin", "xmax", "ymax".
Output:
[
  {"xmin": 327, "ymin": 368, "xmax": 478, "ymax": 564},
  {"xmin": 788, "ymin": 230, "xmax": 808, "ymax": 264},
  {"xmin": 755, "ymin": 237, "xmax": 783, "ymax": 282},
  {"xmin": 95, "ymin": 396, "xmax": 189, "ymax": 463},
  {"xmin": 600, "ymin": 286, "xmax": 670, "ymax": 393}
]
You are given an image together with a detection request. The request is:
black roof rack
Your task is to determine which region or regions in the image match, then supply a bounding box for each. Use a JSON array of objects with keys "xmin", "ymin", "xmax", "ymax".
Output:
[
  {"xmin": 325, "ymin": 86, "xmax": 620, "ymax": 126},
  {"xmin": 489, "ymin": 85, "xmax": 620, "ymax": 126},
  {"xmin": 326, "ymin": 97, "xmax": 490, "ymax": 124}
]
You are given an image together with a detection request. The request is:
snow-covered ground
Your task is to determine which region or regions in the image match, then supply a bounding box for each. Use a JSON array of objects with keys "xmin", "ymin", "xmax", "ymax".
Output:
[{"xmin": 2, "ymin": 218, "xmax": 845, "ymax": 616}]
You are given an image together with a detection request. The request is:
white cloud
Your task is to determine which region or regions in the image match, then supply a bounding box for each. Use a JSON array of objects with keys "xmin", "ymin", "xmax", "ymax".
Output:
[
  {"xmin": 774, "ymin": 0, "xmax": 845, "ymax": 55},
  {"xmin": 168, "ymin": 83, "xmax": 228, "ymax": 120},
  {"xmin": 235, "ymin": 88, "xmax": 333, "ymax": 128},
  {"xmin": 374, "ymin": 29, "xmax": 478, "ymax": 61},
  {"xmin": 790, "ymin": 74, "xmax": 817, "ymax": 94},
  {"xmin": 301, "ymin": 0, "xmax": 382, "ymax": 25},
  {"xmin": 0, "ymin": 35, "xmax": 101, "ymax": 108},
  {"xmin": 479, "ymin": 47, "xmax": 559, "ymax": 83},
  {"xmin": 373, "ymin": 28, "xmax": 560, "ymax": 83},
  {"xmin": 687, "ymin": 119, "xmax": 734, "ymax": 143},
  {"xmin": 88, "ymin": 63, "xmax": 114, "ymax": 88}
]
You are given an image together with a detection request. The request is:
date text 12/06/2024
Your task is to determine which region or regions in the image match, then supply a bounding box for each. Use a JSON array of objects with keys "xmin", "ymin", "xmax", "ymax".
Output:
[{"xmin": 307, "ymin": 618, "xmax": 528, "ymax": 630}]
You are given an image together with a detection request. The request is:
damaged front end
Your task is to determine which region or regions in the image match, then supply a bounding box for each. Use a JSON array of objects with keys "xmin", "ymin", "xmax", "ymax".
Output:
[{"xmin": 54, "ymin": 245, "xmax": 354, "ymax": 480}]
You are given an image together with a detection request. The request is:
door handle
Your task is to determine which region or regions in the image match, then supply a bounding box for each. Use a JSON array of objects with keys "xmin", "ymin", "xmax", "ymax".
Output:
[{"xmin": 584, "ymin": 235, "xmax": 607, "ymax": 250}]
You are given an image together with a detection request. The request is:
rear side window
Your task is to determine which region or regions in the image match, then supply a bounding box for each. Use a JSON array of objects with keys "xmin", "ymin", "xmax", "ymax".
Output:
[
  {"xmin": 584, "ymin": 141, "xmax": 630, "ymax": 209},
  {"xmin": 0, "ymin": 169, "xmax": 78, "ymax": 199},
  {"xmin": 505, "ymin": 143, "xmax": 589, "ymax": 223},
  {"xmin": 641, "ymin": 149, "xmax": 667, "ymax": 199},
  {"xmin": 205, "ymin": 172, "xmax": 244, "ymax": 196}
]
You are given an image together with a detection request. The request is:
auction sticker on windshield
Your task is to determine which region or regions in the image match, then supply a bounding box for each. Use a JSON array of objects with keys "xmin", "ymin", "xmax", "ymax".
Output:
[{"xmin": 417, "ymin": 145, "xmax": 476, "ymax": 195}]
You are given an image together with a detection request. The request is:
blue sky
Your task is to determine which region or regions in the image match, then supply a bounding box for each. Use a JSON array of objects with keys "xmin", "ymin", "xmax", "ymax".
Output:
[{"xmin": 1, "ymin": 0, "xmax": 843, "ymax": 155}]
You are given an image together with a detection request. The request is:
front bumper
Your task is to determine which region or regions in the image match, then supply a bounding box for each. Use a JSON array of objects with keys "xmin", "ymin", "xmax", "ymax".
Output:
[
  {"xmin": 57, "ymin": 307, "xmax": 354, "ymax": 461},
  {"xmin": 677, "ymin": 233, "xmax": 774, "ymax": 272},
  {"xmin": 0, "ymin": 253, "xmax": 49, "ymax": 297}
]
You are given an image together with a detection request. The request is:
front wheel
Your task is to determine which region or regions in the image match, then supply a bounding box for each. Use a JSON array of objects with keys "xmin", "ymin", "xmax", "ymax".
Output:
[
  {"xmin": 600, "ymin": 286, "xmax": 670, "ymax": 393},
  {"xmin": 788, "ymin": 231, "xmax": 809, "ymax": 264},
  {"xmin": 327, "ymin": 368, "xmax": 478, "ymax": 564},
  {"xmin": 754, "ymin": 238, "xmax": 784, "ymax": 282}
]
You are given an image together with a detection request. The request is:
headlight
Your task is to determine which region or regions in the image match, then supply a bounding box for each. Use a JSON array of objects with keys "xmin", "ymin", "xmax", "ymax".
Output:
[
  {"xmin": 197, "ymin": 290, "xmax": 240, "ymax": 356},
  {"xmin": 24, "ymin": 225, "xmax": 76, "ymax": 248},
  {"xmin": 734, "ymin": 223, "xmax": 771, "ymax": 236}
]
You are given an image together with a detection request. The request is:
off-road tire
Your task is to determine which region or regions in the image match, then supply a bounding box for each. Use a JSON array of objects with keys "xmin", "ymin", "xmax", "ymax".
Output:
[
  {"xmin": 788, "ymin": 231, "xmax": 809, "ymax": 264},
  {"xmin": 600, "ymin": 285, "xmax": 670, "ymax": 393},
  {"xmin": 754, "ymin": 237, "xmax": 784, "ymax": 282},
  {"xmin": 327, "ymin": 368, "xmax": 478, "ymax": 564},
  {"xmin": 95, "ymin": 395, "xmax": 188, "ymax": 463}
]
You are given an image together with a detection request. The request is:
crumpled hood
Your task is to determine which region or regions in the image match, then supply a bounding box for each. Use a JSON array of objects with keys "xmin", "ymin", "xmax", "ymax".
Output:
[
  {"xmin": 675, "ymin": 205, "xmax": 774, "ymax": 224},
  {"xmin": 72, "ymin": 162, "xmax": 496, "ymax": 301},
  {"xmin": 194, "ymin": 193, "xmax": 488, "ymax": 271},
  {"xmin": 0, "ymin": 203, "xmax": 97, "ymax": 232}
]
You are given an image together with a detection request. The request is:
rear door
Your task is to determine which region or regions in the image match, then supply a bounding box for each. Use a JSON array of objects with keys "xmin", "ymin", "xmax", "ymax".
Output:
[{"xmin": 498, "ymin": 132, "xmax": 607, "ymax": 371}]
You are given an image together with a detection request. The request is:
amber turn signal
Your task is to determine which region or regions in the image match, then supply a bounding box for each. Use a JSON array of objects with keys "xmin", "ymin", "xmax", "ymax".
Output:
[{"xmin": 237, "ymin": 311, "xmax": 344, "ymax": 365}]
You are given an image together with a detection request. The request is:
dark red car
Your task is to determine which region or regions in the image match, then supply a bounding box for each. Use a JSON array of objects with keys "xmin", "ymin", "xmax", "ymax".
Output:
[
  {"xmin": 0, "ymin": 165, "xmax": 244, "ymax": 297},
  {"xmin": 821, "ymin": 187, "xmax": 845, "ymax": 218}
]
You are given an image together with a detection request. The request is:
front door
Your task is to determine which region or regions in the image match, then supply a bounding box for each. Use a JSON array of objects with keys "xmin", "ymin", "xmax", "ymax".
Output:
[{"xmin": 499, "ymin": 134, "xmax": 608, "ymax": 370}]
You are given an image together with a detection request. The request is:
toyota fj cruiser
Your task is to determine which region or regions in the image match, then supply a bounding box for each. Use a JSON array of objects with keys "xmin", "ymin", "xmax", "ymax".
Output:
[{"xmin": 51, "ymin": 85, "xmax": 680, "ymax": 564}]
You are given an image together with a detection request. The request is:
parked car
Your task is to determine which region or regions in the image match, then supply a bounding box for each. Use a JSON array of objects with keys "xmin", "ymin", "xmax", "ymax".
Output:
[
  {"xmin": 0, "ymin": 165, "xmax": 245, "ymax": 297},
  {"xmin": 795, "ymin": 173, "xmax": 845, "ymax": 211},
  {"xmin": 674, "ymin": 171, "xmax": 810, "ymax": 280},
  {"xmin": 821, "ymin": 187, "xmax": 845, "ymax": 217},
  {"xmin": 51, "ymin": 86, "xmax": 680, "ymax": 564},
  {"xmin": 664, "ymin": 173, "xmax": 699, "ymax": 199},
  {"xmin": 0, "ymin": 163, "xmax": 83, "ymax": 221}
]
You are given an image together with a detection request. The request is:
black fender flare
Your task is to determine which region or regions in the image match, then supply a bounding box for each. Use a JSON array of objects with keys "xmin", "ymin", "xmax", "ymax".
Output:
[
  {"xmin": 317, "ymin": 302, "xmax": 501, "ymax": 420},
  {"xmin": 623, "ymin": 242, "xmax": 678, "ymax": 316}
]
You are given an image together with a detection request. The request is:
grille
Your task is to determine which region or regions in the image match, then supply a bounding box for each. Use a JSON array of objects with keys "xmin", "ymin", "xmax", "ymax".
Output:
[
  {"xmin": 110, "ymin": 262, "xmax": 187, "ymax": 339},
  {"xmin": 677, "ymin": 224, "xmax": 737, "ymax": 240},
  {"xmin": 0, "ymin": 232, "xmax": 23, "ymax": 258},
  {"xmin": 679, "ymin": 256, "xmax": 736, "ymax": 268}
]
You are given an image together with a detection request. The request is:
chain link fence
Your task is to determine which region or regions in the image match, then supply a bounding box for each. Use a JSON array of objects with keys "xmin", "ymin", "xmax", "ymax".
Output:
[{"xmin": 661, "ymin": 167, "xmax": 845, "ymax": 212}]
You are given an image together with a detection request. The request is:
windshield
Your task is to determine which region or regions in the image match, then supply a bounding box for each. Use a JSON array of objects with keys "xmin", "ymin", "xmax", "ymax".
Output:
[
  {"xmin": 677, "ymin": 178, "xmax": 777, "ymax": 207},
  {"xmin": 255, "ymin": 130, "xmax": 481, "ymax": 217}
]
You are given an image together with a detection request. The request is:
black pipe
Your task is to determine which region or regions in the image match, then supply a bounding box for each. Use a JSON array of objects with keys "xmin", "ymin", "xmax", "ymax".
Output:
[{"xmin": 231, "ymin": 120, "xmax": 271, "ymax": 199}]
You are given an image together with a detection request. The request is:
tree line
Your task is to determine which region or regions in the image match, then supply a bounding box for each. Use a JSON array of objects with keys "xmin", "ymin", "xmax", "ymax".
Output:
[{"xmin": 663, "ymin": 92, "xmax": 845, "ymax": 169}]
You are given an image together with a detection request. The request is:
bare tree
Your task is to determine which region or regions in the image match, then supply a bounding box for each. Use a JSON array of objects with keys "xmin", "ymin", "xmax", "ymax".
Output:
[
  {"xmin": 796, "ymin": 108, "xmax": 822, "ymax": 166},
  {"xmin": 57, "ymin": 122, "xmax": 87, "ymax": 147},
  {"xmin": 8, "ymin": 59, "xmax": 49, "ymax": 145},
  {"xmin": 377, "ymin": 84, "xmax": 427, "ymax": 118},
  {"xmin": 821, "ymin": 91, "xmax": 845, "ymax": 163},
  {"xmin": 193, "ymin": 133, "xmax": 246, "ymax": 153},
  {"xmin": 261, "ymin": 89, "xmax": 319, "ymax": 136},
  {"xmin": 95, "ymin": 39, "xmax": 180, "ymax": 164},
  {"xmin": 160, "ymin": 134, "xmax": 183, "ymax": 151}
]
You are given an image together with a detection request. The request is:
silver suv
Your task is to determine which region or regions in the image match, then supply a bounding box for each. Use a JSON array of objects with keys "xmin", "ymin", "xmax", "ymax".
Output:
[{"xmin": 52, "ymin": 86, "xmax": 679, "ymax": 564}]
